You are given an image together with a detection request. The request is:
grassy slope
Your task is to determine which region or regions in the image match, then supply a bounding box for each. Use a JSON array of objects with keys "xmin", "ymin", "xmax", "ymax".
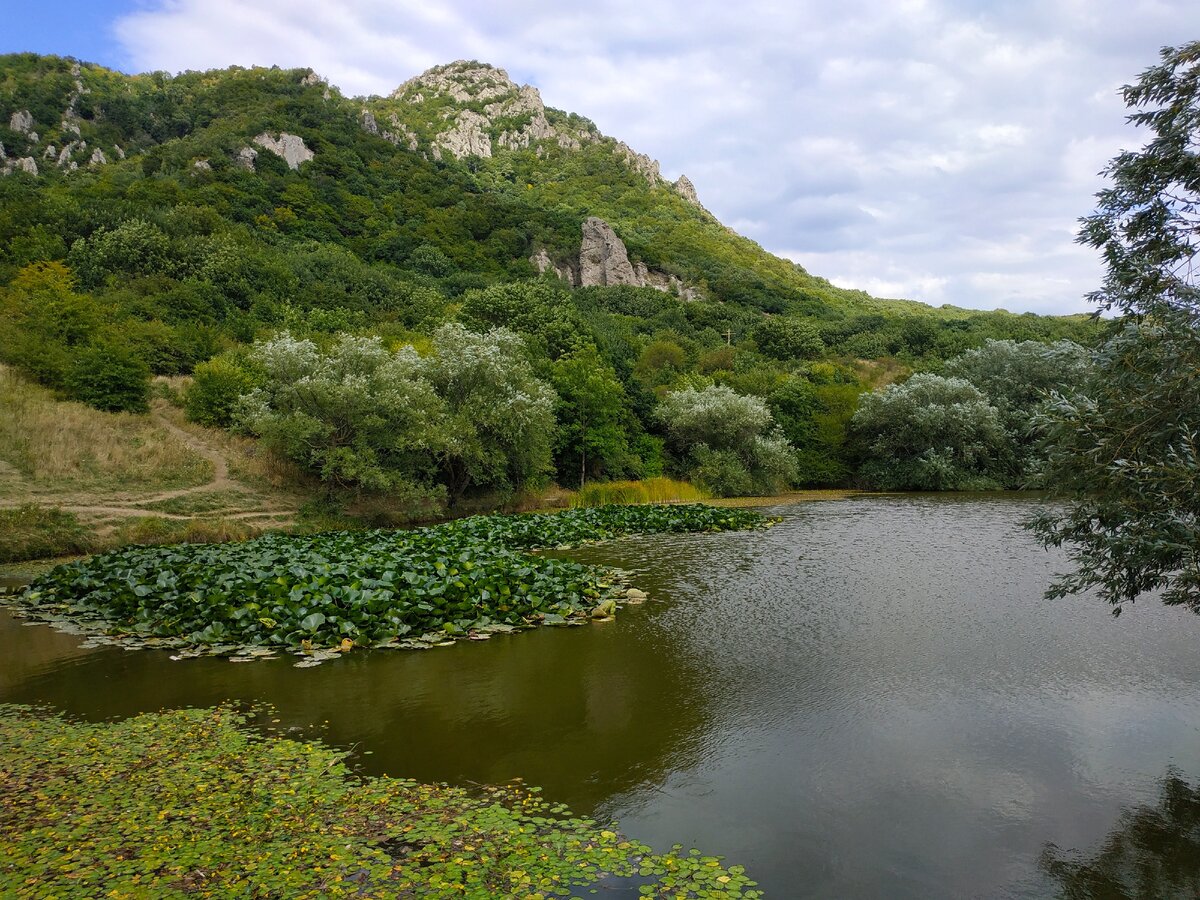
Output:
[{"xmin": 0, "ymin": 366, "xmax": 307, "ymax": 561}]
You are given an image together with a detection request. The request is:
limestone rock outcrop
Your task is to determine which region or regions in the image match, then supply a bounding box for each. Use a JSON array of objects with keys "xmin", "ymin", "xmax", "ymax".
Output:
[
  {"xmin": 615, "ymin": 142, "xmax": 661, "ymax": 187},
  {"xmin": 633, "ymin": 262, "xmax": 699, "ymax": 300},
  {"xmin": 675, "ymin": 175, "xmax": 699, "ymax": 205},
  {"xmin": 530, "ymin": 247, "xmax": 577, "ymax": 284},
  {"xmin": 494, "ymin": 86, "xmax": 556, "ymax": 151},
  {"xmin": 253, "ymin": 132, "xmax": 314, "ymax": 170},
  {"xmin": 2, "ymin": 156, "xmax": 38, "ymax": 176},
  {"xmin": 389, "ymin": 61, "xmax": 599, "ymax": 161},
  {"xmin": 392, "ymin": 61, "xmax": 515, "ymax": 104},
  {"xmin": 532, "ymin": 217, "xmax": 701, "ymax": 300},
  {"xmin": 9, "ymin": 109, "xmax": 34, "ymax": 135},
  {"xmin": 56, "ymin": 141, "xmax": 82, "ymax": 170},
  {"xmin": 361, "ymin": 109, "xmax": 418, "ymax": 151},
  {"xmin": 433, "ymin": 110, "xmax": 492, "ymax": 160},
  {"xmin": 579, "ymin": 217, "xmax": 640, "ymax": 287},
  {"xmin": 235, "ymin": 146, "xmax": 258, "ymax": 171}
]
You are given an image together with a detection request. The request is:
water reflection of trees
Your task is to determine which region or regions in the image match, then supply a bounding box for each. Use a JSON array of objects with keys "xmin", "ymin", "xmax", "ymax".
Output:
[{"xmin": 1041, "ymin": 770, "xmax": 1200, "ymax": 899}]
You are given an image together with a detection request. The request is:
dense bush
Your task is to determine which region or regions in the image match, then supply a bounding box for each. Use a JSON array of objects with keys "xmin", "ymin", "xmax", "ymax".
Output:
[
  {"xmin": 944, "ymin": 338, "xmax": 1091, "ymax": 475},
  {"xmin": 233, "ymin": 324, "xmax": 557, "ymax": 503},
  {"xmin": 851, "ymin": 374, "xmax": 1009, "ymax": 490},
  {"xmin": 237, "ymin": 332, "xmax": 446, "ymax": 495},
  {"xmin": 184, "ymin": 355, "xmax": 258, "ymax": 426},
  {"xmin": 851, "ymin": 340, "xmax": 1095, "ymax": 491},
  {"xmin": 63, "ymin": 343, "xmax": 150, "ymax": 413},
  {"xmin": 752, "ymin": 315, "xmax": 824, "ymax": 361},
  {"xmin": 658, "ymin": 384, "xmax": 798, "ymax": 495},
  {"xmin": 420, "ymin": 323, "xmax": 557, "ymax": 502}
]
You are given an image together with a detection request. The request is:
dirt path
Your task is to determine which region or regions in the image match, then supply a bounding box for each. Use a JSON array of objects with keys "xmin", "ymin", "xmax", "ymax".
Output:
[
  {"xmin": 1, "ymin": 402, "xmax": 301, "ymax": 528},
  {"xmin": 135, "ymin": 404, "xmax": 235, "ymax": 502}
]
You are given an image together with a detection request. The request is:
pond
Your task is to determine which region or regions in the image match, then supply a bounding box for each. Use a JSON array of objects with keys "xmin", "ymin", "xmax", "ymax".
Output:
[{"xmin": 3, "ymin": 494, "xmax": 1199, "ymax": 897}]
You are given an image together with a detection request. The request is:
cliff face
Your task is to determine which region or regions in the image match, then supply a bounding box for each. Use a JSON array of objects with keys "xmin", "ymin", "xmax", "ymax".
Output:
[{"xmin": 531, "ymin": 217, "xmax": 702, "ymax": 300}]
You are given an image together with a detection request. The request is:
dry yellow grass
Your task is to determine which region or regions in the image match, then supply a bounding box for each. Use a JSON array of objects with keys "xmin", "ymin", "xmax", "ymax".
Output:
[
  {"xmin": 569, "ymin": 477, "xmax": 709, "ymax": 508},
  {"xmin": 0, "ymin": 366, "xmax": 212, "ymax": 492}
]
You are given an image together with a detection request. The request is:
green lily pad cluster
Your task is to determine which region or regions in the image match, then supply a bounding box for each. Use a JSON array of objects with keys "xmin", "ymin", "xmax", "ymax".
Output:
[
  {"xmin": 12, "ymin": 504, "xmax": 768, "ymax": 658},
  {"xmin": 0, "ymin": 703, "xmax": 761, "ymax": 898}
]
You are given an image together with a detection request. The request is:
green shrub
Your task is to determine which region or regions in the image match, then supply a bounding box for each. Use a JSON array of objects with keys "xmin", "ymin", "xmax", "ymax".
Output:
[
  {"xmin": 64, "ymin": 344, "xmax": 150, "ymax": 413},
  {"xmin": 184, "ymin": 356, "xmax": 256, "ymax": 427},
  {"xmin": 851, "ymin": 373, "xmax": 1009, "ymax": 490},
  {"xmin": 688, "ymin": 447, "xmax": 755, "ymax": 497},
  {"xmin": 659, "ymin": 384, "xmax": 799, "ymax": 496},
  {"xmin": 752, "ymin": 315, "xmax": 824, "ymax": 361}
]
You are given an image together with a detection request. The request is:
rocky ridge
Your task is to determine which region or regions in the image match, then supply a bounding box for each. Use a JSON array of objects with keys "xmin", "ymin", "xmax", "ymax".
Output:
[
  {"xmin": 374, "ymin": 61, "xmax": 700, "ymax": 201},
  {"xmin": 1, "ymin": 58, "xmax": 704, "ymax": 209}
]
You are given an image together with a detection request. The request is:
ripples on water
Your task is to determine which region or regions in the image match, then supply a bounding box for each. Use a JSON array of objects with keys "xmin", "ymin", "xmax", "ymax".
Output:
[{"xmin": 3, "ymin": 494, "xmax": 1200, "ymax": 897}]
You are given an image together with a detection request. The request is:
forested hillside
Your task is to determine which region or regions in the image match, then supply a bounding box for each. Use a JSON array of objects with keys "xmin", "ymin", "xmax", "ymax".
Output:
[{"xmin": 0, "ymin": 53, "xmax": 1104, "ymax": 516}]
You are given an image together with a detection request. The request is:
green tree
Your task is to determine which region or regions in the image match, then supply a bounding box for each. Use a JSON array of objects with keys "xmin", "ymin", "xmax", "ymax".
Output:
[
  {"xmin": 550, "ymin": 347, "xmax": 632, "ymax": 487},
  {"xmin": 633, "ymin": 339, "xmax": 686, "ymax": 390},
  {"xmin": 850, "ymin": 374, "xmax": 1009, "ymax": 490},
  {"xmin": 1028, "ymin": 42, "xmax": 1200, "ymax": 613},
  {"xmin": 458, "ymin": 280, "xmax": 581, "ymax": 360},
  {"xmin": 419, "ymin": 323, "xmax": 557, "ymax": 503},
  {"xmin": 64, "ymin": 343, "xmax": 151, "ymax": 413},
  {"xmin": 0, "ymin": 262, "xmax": 100, "ymax": 389},
  {"xmin": 945, "ymin": 338, "xmax": 1092, "ymax": 481},
  {"xmin": 185, "ymin": 355, "xmax": 258, "ymax": 427},
  {"xmin": 67, "ymin": 219, "xmax": 174, "ymax": 288},
  {"xmin": 752, "ymin": 315, "xmax": 824, "ymax": 361},
  {"xmin": 658, "ymin": 384, "xmax": 797, "ymax": 496},
  {"xmin": 236, "ymin": 333, "xmax": 447, "ymax": 495}
]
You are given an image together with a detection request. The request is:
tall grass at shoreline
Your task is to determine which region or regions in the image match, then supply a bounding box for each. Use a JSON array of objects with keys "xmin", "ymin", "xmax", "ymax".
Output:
[{"xmin": 570, "ymin": 477, "xmax": 709, "ymax": 508}]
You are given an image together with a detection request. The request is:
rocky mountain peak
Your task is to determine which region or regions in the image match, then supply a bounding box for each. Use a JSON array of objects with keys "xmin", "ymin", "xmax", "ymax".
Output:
[
  {"xmin": 383, "ymin": 60, "xmax": 598, "ymax": 162},
  {"xmin": 391, "ymin": 60, "xmax": 519, "ymax": 104}
]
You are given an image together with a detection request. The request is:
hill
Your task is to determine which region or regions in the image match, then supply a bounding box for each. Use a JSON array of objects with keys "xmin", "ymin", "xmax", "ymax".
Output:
[{"xmin": 0, "ymin": 52, "xmax": 1105, "ymax": 531}]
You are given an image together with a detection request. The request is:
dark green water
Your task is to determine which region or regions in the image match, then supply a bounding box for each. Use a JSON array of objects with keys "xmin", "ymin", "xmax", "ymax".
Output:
[{"xmin": 4, "ymin": 495, "xmax": 1200, "ymax": 897}]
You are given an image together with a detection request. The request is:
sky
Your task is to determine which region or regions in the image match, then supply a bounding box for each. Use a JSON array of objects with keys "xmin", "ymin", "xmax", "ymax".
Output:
[{"xmin": 5, "ymin": 1, "xmax": 1199, "ymax": 315}]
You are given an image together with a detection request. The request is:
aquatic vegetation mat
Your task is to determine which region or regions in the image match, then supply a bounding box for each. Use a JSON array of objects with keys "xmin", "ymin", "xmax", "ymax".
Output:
[
  {"xmin": 0, "ymin": 704, "xmax": 760, "ymax": 898},
  {"xmin": 9, "ymin": 504, "xmax": 769, "ymax": 661}
]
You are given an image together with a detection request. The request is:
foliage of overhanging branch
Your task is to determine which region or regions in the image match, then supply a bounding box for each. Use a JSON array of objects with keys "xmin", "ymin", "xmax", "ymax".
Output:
[{"xmin": 1028, "ymin": 41, "xmax": 1200, "ymax": 614}]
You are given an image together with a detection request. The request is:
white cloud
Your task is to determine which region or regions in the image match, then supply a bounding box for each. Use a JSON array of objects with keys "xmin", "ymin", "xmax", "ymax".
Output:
[{"xmin": 111, "ymin": 0, "xmax": 1199, "ymax": 314}]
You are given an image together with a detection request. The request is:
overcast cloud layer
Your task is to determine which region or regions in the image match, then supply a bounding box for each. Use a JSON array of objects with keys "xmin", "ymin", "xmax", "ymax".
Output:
[{"xmin": 110, "ymin": 1, "xmax": 1199, "ymax": 314}]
